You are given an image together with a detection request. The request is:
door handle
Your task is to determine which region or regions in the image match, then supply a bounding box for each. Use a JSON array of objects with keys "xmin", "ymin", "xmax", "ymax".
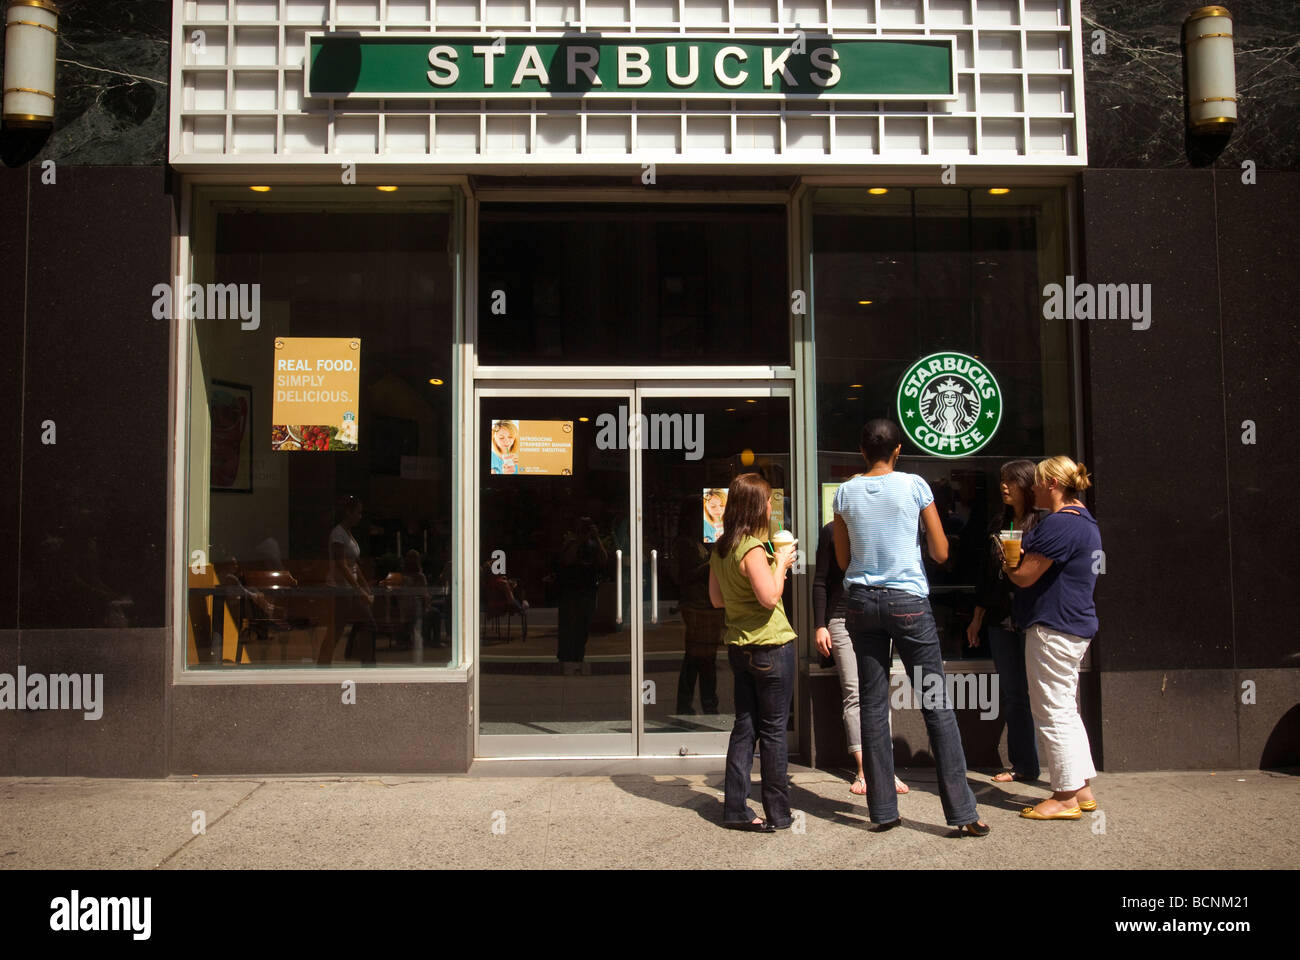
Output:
[
  {"xmin": 650, "ymin": 549, "xmax": 659, "ymax": 624},
  {"xmin": 615, "ymin": 549, "xmax": 623, "ymax": 626}
]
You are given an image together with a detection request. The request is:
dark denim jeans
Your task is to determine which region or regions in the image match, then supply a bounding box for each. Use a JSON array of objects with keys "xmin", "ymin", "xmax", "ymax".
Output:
[
  {"xmin": 844, "ymin": 585, "xmax": 979, "ymax": 827},
  {"xmin": 723, "ymin": 641, "xmax": 795, "ymax": 827},
  {"xmin": 988, "ymin": 625, "xmax": 1040, "ymax": 779}
]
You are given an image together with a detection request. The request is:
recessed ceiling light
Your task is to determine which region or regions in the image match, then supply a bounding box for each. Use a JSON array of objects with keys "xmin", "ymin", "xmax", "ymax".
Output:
[
  {"xmin": 850, "ymin": 383, "xmax": 864, "ymax": 389},
  {"xmin": 868, "ymin": 187, "xmax": 888, "ymax": 195},
  {"xmin": 857, "ymin": 299, "xmax": 873, "ymax": 305},
  {"xmin": 377, "ymin": 185, "xmax": 398, "ymax": 192},
  {"xmin": 427, "ymin": 378, "xmax": 443, "ymax": 385},
  {"xmin": 988, "ymin": 187, "xmax": 1011, "ymax": 195},
  {"xmin": 578, "ymin": 416, "xmax": 590, "ymax": 422},
  {"xmin": 250, "ymin": 185, "xmax": 271, "ymax": 192},
  {"xmin": 744, "ymin": 399, "xmax": 758, "ymax": 403}
]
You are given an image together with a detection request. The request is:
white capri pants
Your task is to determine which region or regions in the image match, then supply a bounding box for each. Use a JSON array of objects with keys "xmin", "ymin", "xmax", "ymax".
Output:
[
  {"xmin": 1025, "ymin": 622, "xmax": 1097, "ymax": 792},
  {"xmin": 828, "ymin": 616, "xmax": 892, "ymax": 755}
]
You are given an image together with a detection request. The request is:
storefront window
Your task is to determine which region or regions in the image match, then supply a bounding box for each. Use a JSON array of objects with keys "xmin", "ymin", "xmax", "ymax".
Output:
[
  {"xmin": 183, "ymin": 186, "xmax": 460, "ymax": 669},
  {"xmin": 478, "ymin": 203, "xmax": 788, "ymax": 366},
  {"xmin": 811, "ymin": 186, "xmax": 1072, "ymax": 659}
]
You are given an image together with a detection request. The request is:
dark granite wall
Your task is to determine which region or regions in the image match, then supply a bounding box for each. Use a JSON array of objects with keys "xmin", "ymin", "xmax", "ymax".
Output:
[
  {"xmin": 0, "ymin": 0, "xmax": 171, "ymax": 166},
  {"xmin": 1081, "ymin": 1, "xmax": 1300, "ymax": 170},
  {"xmin": 1, "ymin": 164, "xmax": 172, "ymax": 632},
  {"xmin": 1081, "ymin": 169, "xmax": 1300, "ymax": 767}
]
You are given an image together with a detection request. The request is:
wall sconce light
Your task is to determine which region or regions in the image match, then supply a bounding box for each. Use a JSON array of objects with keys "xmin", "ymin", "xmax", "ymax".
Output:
[
  {"xmin": 1183, "ymin": 6, "xmax": 1236, "ymax": 134},
  {"xmin": 3, "ymin": 1, "xmax": 60, "ymax": 129}
]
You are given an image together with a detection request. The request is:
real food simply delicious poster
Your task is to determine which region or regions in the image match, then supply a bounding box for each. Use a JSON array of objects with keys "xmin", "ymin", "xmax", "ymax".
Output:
[{"xmin": 271, "ymin": 337, "xmax": 360, "ymax": 452}]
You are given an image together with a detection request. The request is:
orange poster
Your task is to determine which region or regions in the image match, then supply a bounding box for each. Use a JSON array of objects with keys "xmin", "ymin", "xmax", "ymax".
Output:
[
  {"xmin": 271, "ymin": 337, "xmax": 360, "ymax": 452},
  {"xmin": 490, "ymin": 420, "xmax": 573, "ymax": 475}
]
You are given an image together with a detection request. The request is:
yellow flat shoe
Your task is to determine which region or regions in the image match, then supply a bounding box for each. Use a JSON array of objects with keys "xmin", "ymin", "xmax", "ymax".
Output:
[
  {"xmin": 1078, "ymin": 799, "xmax": 1097, "ymax": 812},
  {"xmin": 1020, "ymin": 805, "xmax": 1081, "ymax": 820}
]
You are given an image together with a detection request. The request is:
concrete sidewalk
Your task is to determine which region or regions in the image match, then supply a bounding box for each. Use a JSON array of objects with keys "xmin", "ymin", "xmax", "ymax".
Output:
[{"xmin": 1, "ymin": 767, "xmax": 1296, "ymax": 870}]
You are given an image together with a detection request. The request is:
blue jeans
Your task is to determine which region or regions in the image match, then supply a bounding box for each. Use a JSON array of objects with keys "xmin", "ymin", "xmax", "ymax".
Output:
[
  {"xmin": 988, "ymin": 625, "xmax": 1040, "ymax": 779},
  {"xmin": 723, "ymin": 641, "xmax": 795, "ymax": 827},
  {"xmin": 844, "ymin": 585, "xmax": 979, "ymax": 827}
]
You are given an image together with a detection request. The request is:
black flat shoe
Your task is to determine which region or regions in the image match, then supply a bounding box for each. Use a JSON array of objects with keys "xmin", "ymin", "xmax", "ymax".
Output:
[
  {"xmin": 960, "ymin": 821, "xmax": 991, "ymax": 837},
  {"xmin": 872, "ymin": 818, "xmax": 902, "ymax": 832},
  {"xmin": 724, "ymin": 820, "xmax": 776, "ymax": 833}
]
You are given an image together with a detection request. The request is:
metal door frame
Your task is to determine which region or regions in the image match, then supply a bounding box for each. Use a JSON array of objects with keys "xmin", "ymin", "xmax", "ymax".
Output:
[
  {"xmin": 473, "ymin": 379, "xmax": 796, "ymax": 759},
  {"xmin": 633, "ymin": 381, "xmax": 797, "ymax": 758},
  {"xmin": 474, "ymin": 382, "xmax": 637, "ymax": 758}
]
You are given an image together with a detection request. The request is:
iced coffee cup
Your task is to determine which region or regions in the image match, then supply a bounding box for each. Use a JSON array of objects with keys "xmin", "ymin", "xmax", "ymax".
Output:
[
  {"xmin": 771, "ymin": 530, "xmax": 797, "ymax": 559},
  {"xmin": 1000, "ymin": 529, "xmax": 1023, "ymax": 566}
]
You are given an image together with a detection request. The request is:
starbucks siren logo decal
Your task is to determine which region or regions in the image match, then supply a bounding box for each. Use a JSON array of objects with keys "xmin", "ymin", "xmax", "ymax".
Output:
[{"xmin": 897, "ymin": 351, "xmax": 1002, "ymax": 458}]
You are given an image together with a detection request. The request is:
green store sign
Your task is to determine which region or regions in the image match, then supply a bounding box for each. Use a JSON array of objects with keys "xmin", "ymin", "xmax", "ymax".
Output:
[
  {"xmin": 897, "ymin": 352, "xmax": 1003, "ymax": 458},
  {"xmin": 306, "ymin": 34, "xmax": 955, "ymax": 101}
]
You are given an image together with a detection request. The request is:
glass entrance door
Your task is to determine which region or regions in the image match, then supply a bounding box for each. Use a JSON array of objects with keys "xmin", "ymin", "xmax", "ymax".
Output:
[
  {"xmin": 476, "ymin": 384, "xmax": 793, "ymax": 758},
  {"xmin": 637, "ymin": 387, "xmax": 793, "ymax": 757}
]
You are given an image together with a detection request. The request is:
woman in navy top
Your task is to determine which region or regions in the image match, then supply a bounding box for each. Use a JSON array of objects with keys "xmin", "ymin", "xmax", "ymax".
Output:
[{"xmin": 1003, "ymin": 456, "xmax": 1102, "ymax": 820}]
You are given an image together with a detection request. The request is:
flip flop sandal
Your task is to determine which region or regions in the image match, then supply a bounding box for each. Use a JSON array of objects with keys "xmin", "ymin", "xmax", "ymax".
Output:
[
  {"xmin": 1019, "ymin": 805, "xmax": 1081, "ymax": 820},
  {"xmin": 850, "ymin": 775, "xmax": 867, "ymax": 794}
]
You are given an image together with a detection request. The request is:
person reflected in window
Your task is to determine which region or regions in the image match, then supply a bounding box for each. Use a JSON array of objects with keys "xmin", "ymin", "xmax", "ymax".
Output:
[
  {"xmin": 967, "ymin": 459, "xmax": 1046, "ymax": 784},
  {"xmin": 673, "ymin": 497, "xmax": 723, "ymax": 714},
  {"xmin": 1002, "ymin": 456, "xmax": 1102, "ymax": 820},
  {"xmin": 555, "ymin": 515, "xmax": 607, "ymax": 674},
  {"xmin": 834, "ymin": 419, "xmax": 989, "ymax": 836},
  {"xmin": 401, "ymin": 549, "xmax": 432, "ymax": 652},
  {"xmin": 708, "ymin": 473, "xmax": 798, "ymax": 832},
  {"xmin": 813, "ymin": 519, "xmax": 908, "ymax": 799},
  {"xmin": 482, "ymin": 557, "xmax": 529, "ymax": 643},
  {"xmin": 320, "ymin": 496, "xmax": 375, "ymax": 665}
]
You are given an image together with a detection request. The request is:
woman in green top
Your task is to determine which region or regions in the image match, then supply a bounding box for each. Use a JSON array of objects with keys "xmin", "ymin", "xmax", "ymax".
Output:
[{"xmin": 707, "ymin": 473, "xmax": 799, "ymax": 832}]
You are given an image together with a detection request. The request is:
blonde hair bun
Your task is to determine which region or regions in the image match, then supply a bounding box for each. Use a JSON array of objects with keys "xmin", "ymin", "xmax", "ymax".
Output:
[
  {"xmin": 1073, "ymin": 462, "xmax": 1092, "ymax": 492},
  {"xmin": 1036, "ymin": 455, "xmax": 1091, "ymax": 496}
]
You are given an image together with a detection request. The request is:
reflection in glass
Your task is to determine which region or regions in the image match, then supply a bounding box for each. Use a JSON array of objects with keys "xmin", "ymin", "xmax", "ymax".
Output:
[
  {"xmin": 642, "ymin": 397, "xmax": 791, "ymax": 736},
  {"xmin": 812, "ymin": 187, "xmax": 1072, "ymax": 659},
  {"xmin": 184, "ymin": 187, "xmax": 457, "ymax": 669},
  {"xmin": 478, "ymin": 204, "xmax": 789, "ymax": 366},
  {"xmin": 478, "ymin": 398, "xmax": 631, "ymax": 738}
]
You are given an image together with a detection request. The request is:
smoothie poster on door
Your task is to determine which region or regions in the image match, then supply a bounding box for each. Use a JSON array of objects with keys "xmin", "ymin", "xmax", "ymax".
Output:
[
  {"xmin": 768, "ymin": 489, "xmax": 785, "ymax": 540},
  {"xmin": 271, "ymin": 337, "xmax": 360, "ymax": 452},
  {"xmin": 702, "ymin": 488, "xmax": 727, "ymax": 542},
  {"xmin": 701, "ymin": 487, "xmax": 785, "ymax": 542},
  {"xmin": 821, "ymin": 483, "xmax": 841, "ymax": 527},
  {"xmin": 490, "ymin": 420, "xmax": 574, "ymax": 475}
]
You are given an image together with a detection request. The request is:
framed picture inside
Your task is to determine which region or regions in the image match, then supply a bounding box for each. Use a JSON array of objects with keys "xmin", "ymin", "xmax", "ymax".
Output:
[{"xmin": 210, "ymin": 380, "xmax": 253, "ymax": 493}]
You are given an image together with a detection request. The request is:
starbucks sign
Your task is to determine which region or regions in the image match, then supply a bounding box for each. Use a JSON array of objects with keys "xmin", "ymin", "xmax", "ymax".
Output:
[{"xmin": 896, "ymin": 351, "xmax": 1002, "ymax": 458}]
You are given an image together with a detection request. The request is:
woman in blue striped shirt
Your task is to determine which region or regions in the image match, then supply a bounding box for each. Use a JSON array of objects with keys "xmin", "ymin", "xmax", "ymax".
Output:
[{"xmin": 833, "ymin": 419, "xmax": 989, "ymax": 836}]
